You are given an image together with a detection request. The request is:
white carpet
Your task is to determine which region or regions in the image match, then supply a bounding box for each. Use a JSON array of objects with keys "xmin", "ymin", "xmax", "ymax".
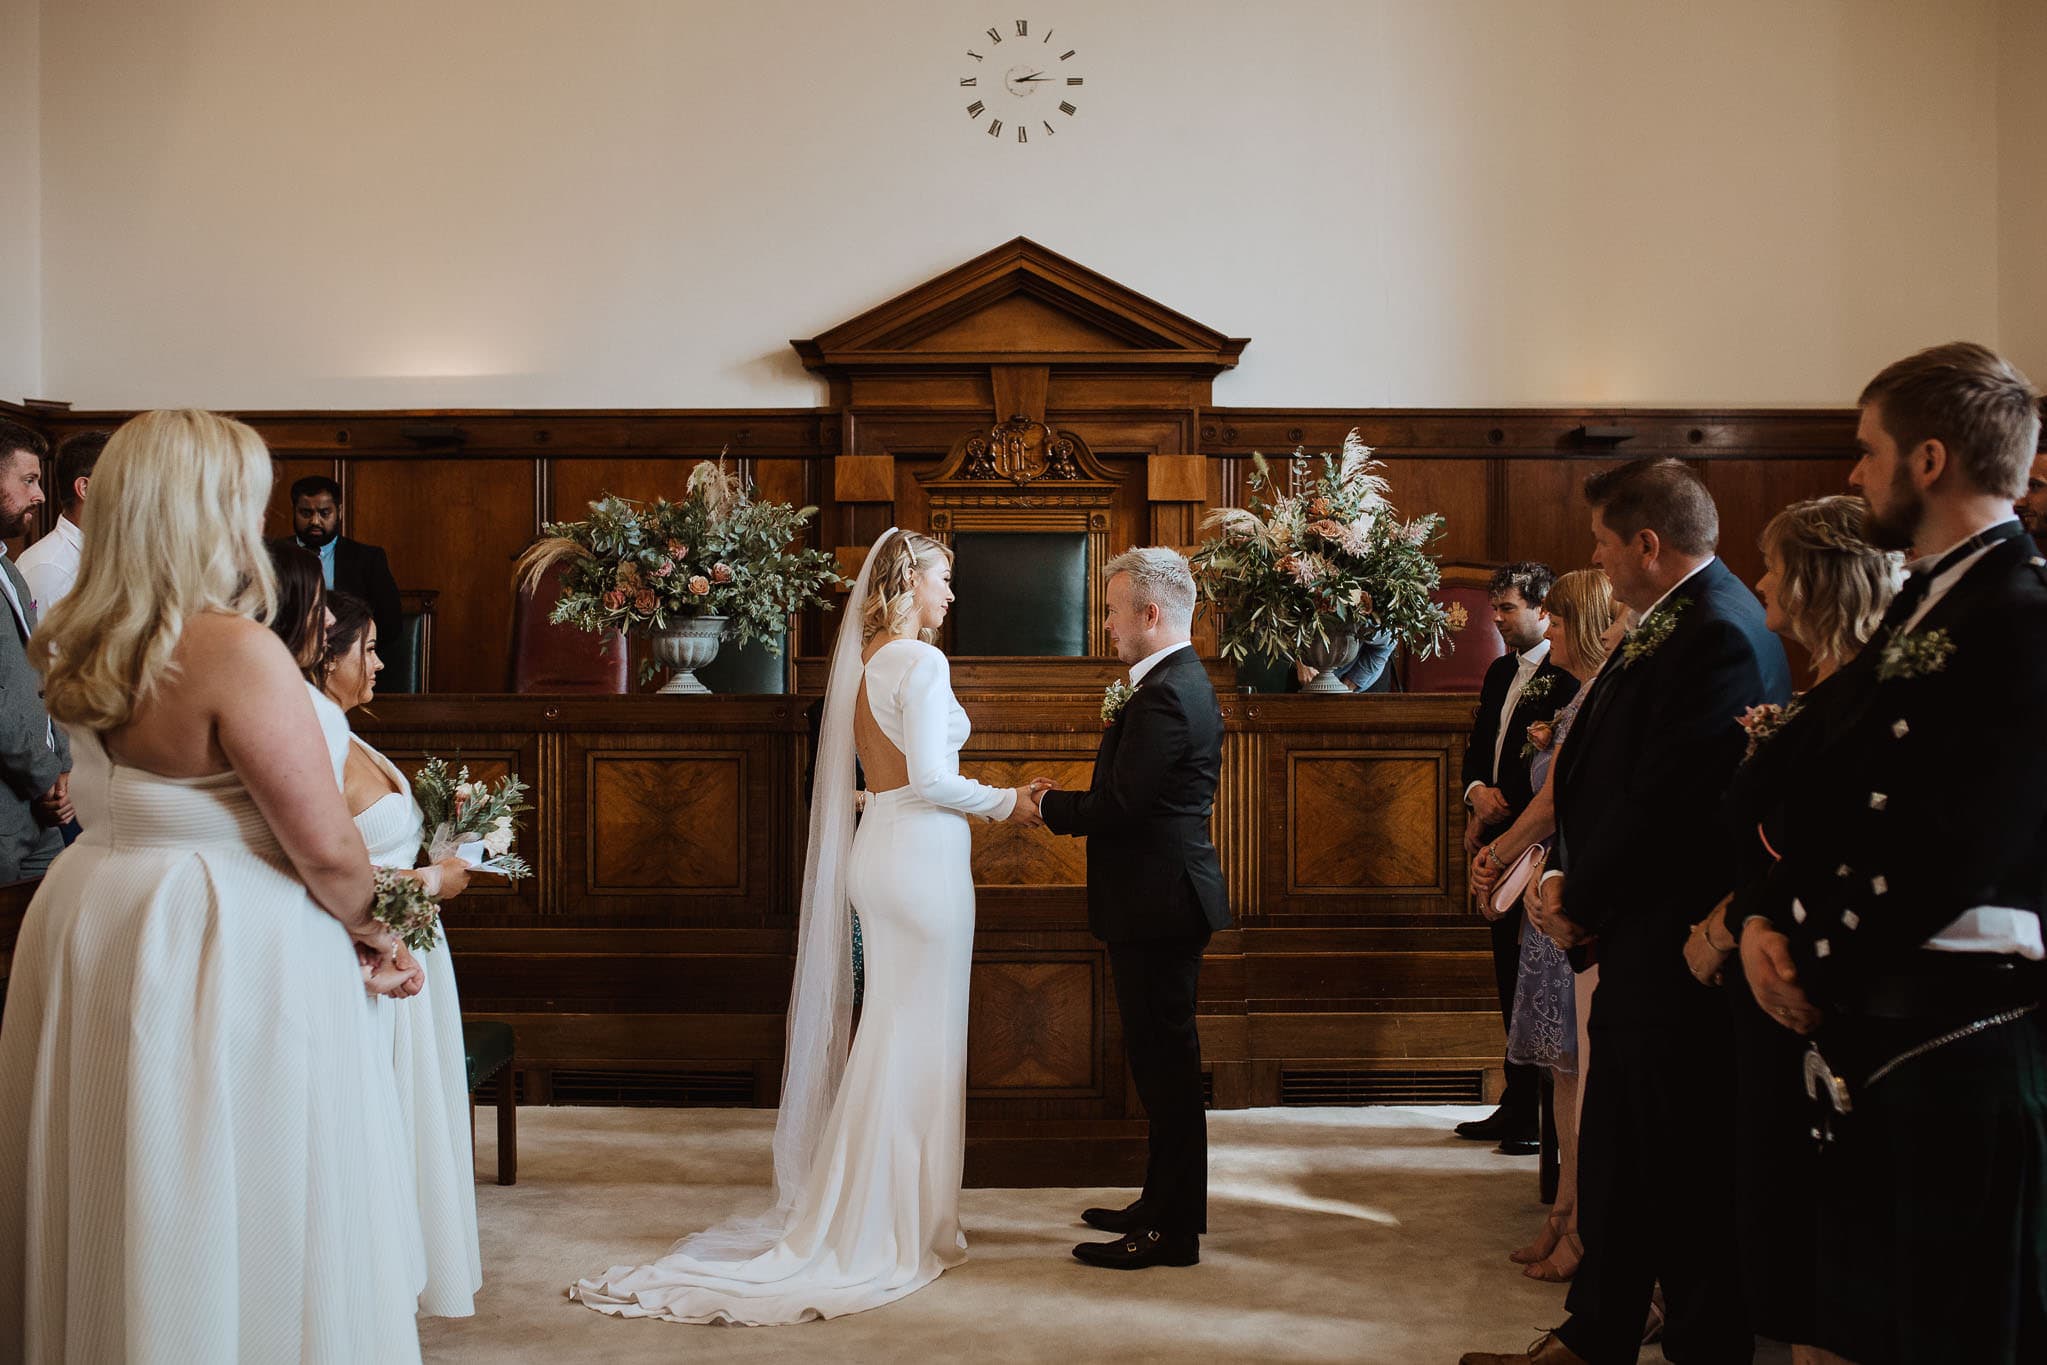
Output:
[{"xmin": 424, "ymin": 1104, "xmax": 1708, "ymax": 1364}]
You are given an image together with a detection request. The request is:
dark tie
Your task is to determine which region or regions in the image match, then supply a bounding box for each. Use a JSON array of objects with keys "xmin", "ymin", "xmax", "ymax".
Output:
[{"xmin": 1881, "ymin": 519, "xmax": 2026, "ymax": 630}]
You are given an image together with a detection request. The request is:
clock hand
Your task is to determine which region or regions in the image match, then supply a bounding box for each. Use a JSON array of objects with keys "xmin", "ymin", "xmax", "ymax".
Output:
[{"xmin": 1014, "ymin": 72, "xmax": 1051, "ymax": 82}]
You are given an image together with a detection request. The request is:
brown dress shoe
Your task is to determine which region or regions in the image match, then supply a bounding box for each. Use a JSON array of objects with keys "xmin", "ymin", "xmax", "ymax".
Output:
[{"xmin": 1457, "ymin": 1329, "xmax": 1590, "ymax": 1365}]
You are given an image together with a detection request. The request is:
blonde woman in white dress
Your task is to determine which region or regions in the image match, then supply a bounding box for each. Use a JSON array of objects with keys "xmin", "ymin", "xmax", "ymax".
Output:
[
  {"xmin": 573, "ymin": 527, "xmax": 1047, "ymax": 1326},
  {"xmin": 320, "ymin": 589, "xmax": 485, "ymax": 1318},
  {"xmin": 0, "ymin": 409, "xmax": 425, "ymax": 1363}
]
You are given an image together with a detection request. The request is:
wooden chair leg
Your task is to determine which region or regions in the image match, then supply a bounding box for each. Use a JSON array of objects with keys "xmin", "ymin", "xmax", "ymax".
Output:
[
  {"xmin": 469, "ymin": 1094, "xmax": 477, "ymax": 1180},
  {"xmin": 495, "ymin": 1064, "xmax": 517, "ymax": 1186}
]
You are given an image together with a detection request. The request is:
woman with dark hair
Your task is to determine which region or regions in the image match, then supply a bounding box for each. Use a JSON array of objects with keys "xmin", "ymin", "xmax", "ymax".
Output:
[
  {"xmin": 321, "ymin": 592, "xmax": 482, "ymax": 1318},
  {"xmin": 266, "ymin": 541, "xmax": 330, "ymax": 674}
]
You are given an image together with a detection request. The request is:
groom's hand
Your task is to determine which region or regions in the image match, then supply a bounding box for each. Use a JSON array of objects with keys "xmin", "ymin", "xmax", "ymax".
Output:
[{"xmin": 1006, "ymin": 781, "xmax": 1050, "ymax": 828}]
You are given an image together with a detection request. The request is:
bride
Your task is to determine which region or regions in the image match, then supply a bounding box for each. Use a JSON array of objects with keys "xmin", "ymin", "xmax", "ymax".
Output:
[{"xmin": 572, "ymin": 527, "xmax": 1045, "ymax": 1325}]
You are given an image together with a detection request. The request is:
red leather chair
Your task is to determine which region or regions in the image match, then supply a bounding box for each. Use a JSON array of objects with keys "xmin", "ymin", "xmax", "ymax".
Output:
[
  {"xmin": 508, "ymin": 560, "xmax": 629, "ymax": 694},
  {"xmin": 1402, "ymin": 563, "xmax": 1506, "ymax": 692}
]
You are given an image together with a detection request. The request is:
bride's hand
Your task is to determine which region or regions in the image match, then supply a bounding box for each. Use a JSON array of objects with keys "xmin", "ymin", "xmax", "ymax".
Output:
[
  {"xmin": 416, "ymin": 856, "xmax": 471, "ymax": 901},
  {"xmin": 1006, "ymin": 784, "xmax": 1046, "ymax": 828}
]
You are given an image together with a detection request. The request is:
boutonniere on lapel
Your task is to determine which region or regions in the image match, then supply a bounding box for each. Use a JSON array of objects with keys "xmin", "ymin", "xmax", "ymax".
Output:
[
  {"xmin": 1100, "ymin": 679, "xmax": 1136, "ymax": 729},
  {"xmin": 1517, "ymin": 672, "xmax": 1557, "ymax": 707},
  {"xmin": 1736, "ymin": 698, "xmax": 1803, "ymax": 763},
  {"xmin": 1621, "ymin": 597, "xmax": 1689, "ymax": 667},
  {"xmin": 1876, "ymin": 626, "xmax": 1955, "ymax": 682}
]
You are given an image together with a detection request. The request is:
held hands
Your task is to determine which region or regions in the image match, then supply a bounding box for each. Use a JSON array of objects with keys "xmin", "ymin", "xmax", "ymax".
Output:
[
  {"xmin": 1683, "ymin": 895, "xmax": 1736, "ymax": 987},
  {"xmin": 1469, "ymin": 785, "xmax": 1511, "ymax": 828},
  {"xmin": 351, "ymin": 923, "xmax": 426, "ymax": 998},
  {"xmin": 1741, "ymin": 920, "xmax": 1822, "ymax": 1034},
  {"xmin": 1469, "ymin": 841, "xmax": 1504, "ymax": 910},
  {"xmin": 1006, "ymin": 778, "xmax": 1054, "ymax": 828},
  {"xmin": 33, "ymin": 773, "xmax": 73, "ymax": 828}
]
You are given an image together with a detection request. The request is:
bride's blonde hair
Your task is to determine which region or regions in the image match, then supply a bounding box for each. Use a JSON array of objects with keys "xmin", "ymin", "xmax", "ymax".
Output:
[
  {"xmin": 36, "ymin": 409, "xmax": 279, "ymax": 731},
  {"xmin": 859, "ymin": 530, "xmax": 952, "ymax": 644}
]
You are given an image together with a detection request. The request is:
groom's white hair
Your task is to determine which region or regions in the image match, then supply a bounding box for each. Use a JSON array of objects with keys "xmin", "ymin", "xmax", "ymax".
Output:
[{"xmin": 1106, "ymin": 546, "xmax": 1195, "ymax": 630}]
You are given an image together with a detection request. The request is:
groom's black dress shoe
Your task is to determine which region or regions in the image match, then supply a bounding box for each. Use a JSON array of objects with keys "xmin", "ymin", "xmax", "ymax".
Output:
[
  {"xmin": 1080, "ymin": 1198, "xmax": 1148, "ymax": 1233},
  {"xmin": 1072, "ymin": 1229, "xmax": 1199, "ymax": 1270}
]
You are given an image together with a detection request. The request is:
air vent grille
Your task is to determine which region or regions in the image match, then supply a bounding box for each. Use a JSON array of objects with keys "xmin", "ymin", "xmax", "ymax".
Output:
[
  {"xmin": 1279, "ymin": 1068, "xmax": 1485, "ymax": 1106},
  {"xmin": 545, "ymin": 1068, "xmax": 755, "ymax": 1107}
]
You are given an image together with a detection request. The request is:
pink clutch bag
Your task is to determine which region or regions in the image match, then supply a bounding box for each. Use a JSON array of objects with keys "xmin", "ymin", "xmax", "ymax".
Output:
[{"xmin": 1490, "ymin": 845, "xmax": 1545, "ymax": 918}]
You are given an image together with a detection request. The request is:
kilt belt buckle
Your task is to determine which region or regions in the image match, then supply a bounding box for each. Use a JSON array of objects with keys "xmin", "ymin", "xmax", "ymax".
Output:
[{"xmin": 1802, "ymin": 1003, "xmax": 2039, "ymax": 1151}]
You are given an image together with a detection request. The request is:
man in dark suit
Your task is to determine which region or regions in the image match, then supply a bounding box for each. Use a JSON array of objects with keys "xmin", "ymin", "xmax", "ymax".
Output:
[
  {"xmin": 1037, "ymin": 547, "xmax": 1230, "ymax": 1271},
  {"xmin": 1462, "ymin": 459, "xmax": 1790, "ymax": 1365},
  {"xmin": 270, "ymin": 474, "xmax": 403, "ymax": 670},
  {"xmin": 1736, "ymin": 343, "xmax": 2046, "ymax": 1363},
  {"xmin": 2016, "ymin": 413, "xmax": 2046, "ymax": 552},
  {"xmin": 1456, "ymin": 561, "xmax": 1579, "ymax": 1153}
]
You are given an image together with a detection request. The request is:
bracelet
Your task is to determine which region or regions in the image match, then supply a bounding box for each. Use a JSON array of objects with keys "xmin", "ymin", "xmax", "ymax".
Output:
[
  {"xmin": 1480, "ymin": 843, "xmax": 1500, "ymax": 870},
  {"xmin": 1693, "ymin": 916, "xmax": 1731, "ymax": 954}
]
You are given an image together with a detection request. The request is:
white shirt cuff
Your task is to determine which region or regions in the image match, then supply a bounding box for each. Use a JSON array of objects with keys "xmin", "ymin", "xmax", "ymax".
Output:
[
  {"xmin": 1539, "ymin": 869, "xmax": 1565, "ymax": 887},
  {"xmin": 1463, "ymin": 780, "xmax": 1484, "ymax": 805}
]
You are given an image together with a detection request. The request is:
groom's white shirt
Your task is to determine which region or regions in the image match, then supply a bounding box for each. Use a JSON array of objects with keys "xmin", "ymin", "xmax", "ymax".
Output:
[{"xmin": 1128, "ymin": 640, "xmax": 1191, "ymax": 687}]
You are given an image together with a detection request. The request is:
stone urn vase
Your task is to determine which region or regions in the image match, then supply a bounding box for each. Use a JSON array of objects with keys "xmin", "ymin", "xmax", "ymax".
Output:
[
  {"xmin": 647, "ymin": 615, "xmax": 727, "ymax": 694},
  {"xmin": 1295, "ymin": 627, "xmax": 1361, "ymax": 694}
]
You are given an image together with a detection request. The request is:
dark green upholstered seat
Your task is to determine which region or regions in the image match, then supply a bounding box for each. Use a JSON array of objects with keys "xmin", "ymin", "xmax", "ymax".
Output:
[{"xmin": 950, "ymin": 531, "xmax": 1088, "ymax": 656}]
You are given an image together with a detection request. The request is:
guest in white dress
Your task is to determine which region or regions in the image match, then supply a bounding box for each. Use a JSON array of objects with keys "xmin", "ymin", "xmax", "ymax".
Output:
[
  {"xmin": 572, "ymin": 528, "xmax": 1046, "ymax": 1325},
  {"xmin": 320, "ymin": 590, "xmax": 485, "ymax": 1318},
  {"xmin": 0, "ymin": 409, "xmax": 426, "ymax": 1363}
]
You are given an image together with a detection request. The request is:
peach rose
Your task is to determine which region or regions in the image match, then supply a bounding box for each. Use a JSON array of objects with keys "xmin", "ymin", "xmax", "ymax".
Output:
[
  {"xmin": 687, "ymin": 575, "xmax": 711, "ymax": 596},
  {"xmin": 1526, "ymin": 720, "xmax": 1555, "ymax": 752},
  {"xmin": 1308, "ymin": 496, "xmax": 1333, "ymax": 518},
  {"xmin": 633, "ymin": 588, "xmax": 658, "ymax": 613},
  {"xmin": 667, "ymin": 539, "xmax": 688, "ymax": 559},
  {"xmin": 711, "ymin": 562, "xmax": 734, "ymax": 584},
  {"xmin": 602, "ymin": 589, "xmax": 626, "ymax": 611}
]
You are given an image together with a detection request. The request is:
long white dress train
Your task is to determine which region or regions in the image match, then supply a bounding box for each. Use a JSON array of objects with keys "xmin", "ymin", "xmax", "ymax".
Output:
[
  {"xmin": 572, "ymin": 637, "xmax": 1014, "ymax": 1324},
  {"xmin": 350, "ymin": 733, "xmax": 484, "ymax": 1318},
  {"xmin": 0, "ymin": 688, "xmax": 423, "ymax": 1364}
]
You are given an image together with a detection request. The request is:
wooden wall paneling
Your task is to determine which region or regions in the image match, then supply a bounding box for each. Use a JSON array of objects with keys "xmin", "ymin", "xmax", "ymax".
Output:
[
  {"xmin": 1699, "ymin": 457, "xmax": 1855, "ymax": 588},
  {"xmin": 348, "ymin": 458, "xmax": 537, "ymax": 693},
  {"xmin": 966, "ymin": 951, "xmax": 1102, "ymax": 1097},
  {"xmin": 1375, "ymin": 457, "xmax": 1491, "ymax": 564},
  {"xmin": 550, "ymin": 457, "xmax": 713, "ymax": 520},
  {"xmin": 1500, "ymin": 456, "xmax": 1626, "ymax": 577}
]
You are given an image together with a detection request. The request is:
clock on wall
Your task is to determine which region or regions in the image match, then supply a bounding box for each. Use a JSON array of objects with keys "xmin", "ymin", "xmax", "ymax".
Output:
[{"xmin": 959, "ymin": 18, "xmax": 1083, "ymax": 144}]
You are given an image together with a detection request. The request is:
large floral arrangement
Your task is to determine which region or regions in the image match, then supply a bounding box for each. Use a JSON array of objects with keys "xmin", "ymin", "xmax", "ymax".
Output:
[
  {"xmin": 516, "ymin": 461, "xmax": 842, "ymax": 653},
  {"xmin": 1190, "ymin": 430, "xmax": 1463, "ymax": 667}
]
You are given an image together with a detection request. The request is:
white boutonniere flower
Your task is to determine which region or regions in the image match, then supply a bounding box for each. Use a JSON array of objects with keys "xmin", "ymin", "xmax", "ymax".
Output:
[
  {"xmin": 1100, "ymin": 679, "xmax": 1136, "ymax": 728},
  {"xmin": 1518, "ymin": 672, "xmax": 1556, "ymax": 707},
  {"xmin": 1621, "ymin": 597, "xmax": 1689, "ymax": 667},
  {"xmin": 1876, "ymin": 626, "xmax": 1955, "ymax": 682}
]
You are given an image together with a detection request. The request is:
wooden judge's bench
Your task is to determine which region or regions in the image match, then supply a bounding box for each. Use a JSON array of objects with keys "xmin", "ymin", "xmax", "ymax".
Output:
[{"xmin": 355, "ymin": 668, "xmax": 1498, "ymax": 1187}]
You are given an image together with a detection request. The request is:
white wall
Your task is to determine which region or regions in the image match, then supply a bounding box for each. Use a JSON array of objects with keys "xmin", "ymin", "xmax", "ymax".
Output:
[
  {"xmin": 29, "ymin": 0, "xmax": 2020, "ymax": 410},
  {"xmin": 0, "ymin": 0, "xmax": 40, "ymax": 401},
  {"xmin": 1999, "ymin": 0, "xmax": 2047, "ymax": 389}
]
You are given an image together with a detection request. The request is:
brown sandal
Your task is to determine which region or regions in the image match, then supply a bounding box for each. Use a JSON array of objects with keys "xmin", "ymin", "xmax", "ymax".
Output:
[
  {"xmin": 1523, "ymin": 1231, "xmax": 1582, "ymax": 1283},
  {"xmin": 1509, "ymin": 1210, "xmax": 1567, "ymax": 1265}
]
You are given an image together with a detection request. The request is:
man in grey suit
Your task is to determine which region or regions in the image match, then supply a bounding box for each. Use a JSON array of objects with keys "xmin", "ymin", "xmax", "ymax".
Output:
[{"xmin": 0, "ymin": 420, "xmax": 72, "ymax": 879}]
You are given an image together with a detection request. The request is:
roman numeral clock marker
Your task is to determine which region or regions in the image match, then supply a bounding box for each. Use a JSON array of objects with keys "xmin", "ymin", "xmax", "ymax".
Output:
[{"xmin": 959, "ymin": 17, "xmax": 1080, "ymax": 146}]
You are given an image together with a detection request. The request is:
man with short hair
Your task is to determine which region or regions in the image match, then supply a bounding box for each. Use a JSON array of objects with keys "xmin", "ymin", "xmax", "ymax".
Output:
[
  {"xmin": 1736, "ymin": 343, "xmax": 2047, "ymax": 1363},
  {"xmin": 0, "ymin": 419, "xmax": 72, "ymax": 878},
  {"xmin": 1455, "ymin": 562, "xmax": 1578, "ymax": 1153},
  {"xmin": 2015, "ymin": 414, "xmax": 2046, "ymax": 551},
  {"xmin": 1462, "ymin": 458, "xmax": 1789, "ymax": 1365},
  {"xmin": 1036, "ymin": 547, "xmax": 1230, "ymax": 1271},
  {"xmin": 269, "ymin": 474, "xmax": 404, "ymax": 673},
  {"xmin": 17, "ymin": 430, "xmax": 108, "ymax": 618}
]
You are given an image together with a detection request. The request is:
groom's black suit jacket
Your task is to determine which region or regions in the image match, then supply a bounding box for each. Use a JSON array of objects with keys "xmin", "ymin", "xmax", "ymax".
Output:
[
  {"xmin": 1040, "ymin": 646, "xmax": 1231, "ymax": 942},
  {"xmin": 1552, "ymin": 557, "xmax": 1790, "ymax": 1025}
]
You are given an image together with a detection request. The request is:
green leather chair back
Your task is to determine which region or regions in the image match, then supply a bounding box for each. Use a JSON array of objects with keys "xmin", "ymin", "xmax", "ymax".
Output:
[{"xmin": 950, "ymin": 531, "xmax": 1088, "ymax": 656}]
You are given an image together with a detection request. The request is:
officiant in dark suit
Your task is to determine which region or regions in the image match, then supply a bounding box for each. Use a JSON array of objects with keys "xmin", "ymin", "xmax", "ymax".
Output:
[
  {"xmin": 1462, "ymin": 459, "xmax": 1789, "ymax": 1365},
  {"xmin": 1734, "ymin": 343, "xmax": 2047, "ymax": 1365},
  {"xmin": 1457, "ymin": 562, "xmax": 1578, "ymax": 1153},
  {"xmin": 1037, "ymin": 547, "xmax": 1230, "ymax": 1272},
  {"xmin": 270, "ymin": 474, "xmax": 404, "ymax": 661}
]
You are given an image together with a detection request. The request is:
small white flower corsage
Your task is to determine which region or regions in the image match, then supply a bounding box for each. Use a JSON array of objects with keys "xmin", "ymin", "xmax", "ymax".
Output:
[
  {"xmin": 1876, "ymin": 627, "xmax": 1955, "ymax": 682},
  {"xmin": 1100, "ymin": 679, "xmax": 1136, "ymax": 728},
  {"xmin": 1621, "ymin": 597, "xmax": 1689, "ymax": 666}
]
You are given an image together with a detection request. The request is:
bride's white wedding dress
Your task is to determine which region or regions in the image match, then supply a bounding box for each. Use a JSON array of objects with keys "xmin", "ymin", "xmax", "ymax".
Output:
[{"xmin": 572, "ymin": 634, "xmax": 1015, "ymax": 1324}]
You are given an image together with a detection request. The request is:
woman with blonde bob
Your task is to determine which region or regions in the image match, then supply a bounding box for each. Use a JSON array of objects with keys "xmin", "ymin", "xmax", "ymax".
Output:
[
  {"xmin": 1682, "ymin": 494, "xmax": 1899, "ymax": 1363},
  {"xmin": 0, "ymin": 410, "xmax": 425, "ymax": 1363},
  {"xmin": 575, "ymin": 527, "xmax": 1045, "ymax": 1326}
]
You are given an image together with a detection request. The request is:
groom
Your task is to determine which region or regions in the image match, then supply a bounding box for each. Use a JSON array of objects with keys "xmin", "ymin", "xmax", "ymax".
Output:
[{"xmin": 1035, "ymin": 547, "xmax": 1230, "ymax": 1270}]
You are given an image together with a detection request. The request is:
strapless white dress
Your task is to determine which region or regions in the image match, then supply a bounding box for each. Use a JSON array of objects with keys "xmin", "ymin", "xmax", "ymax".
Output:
[
  {"xmin": 350, "ymin": 733, "xmax": 484, "ymax": 1318},
  {"xmin": 0, "ymin": 688, "xmax": 422, "ymax": 1363},
  {"xmin": 573, "ymin": 638, "xmax": 1014, "ymax": 1325}
]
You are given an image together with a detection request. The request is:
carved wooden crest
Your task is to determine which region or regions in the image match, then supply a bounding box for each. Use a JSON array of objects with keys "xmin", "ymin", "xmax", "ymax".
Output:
[{"xmin": 928, "ymin": 415, "xmax": 1116, "ymax": 491}]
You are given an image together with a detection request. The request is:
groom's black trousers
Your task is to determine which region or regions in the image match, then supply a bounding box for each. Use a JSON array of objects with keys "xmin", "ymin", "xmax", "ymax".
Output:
[{"xmin": 1108, "ymin": 932, "xmax": 1210, "ymax": 1237}]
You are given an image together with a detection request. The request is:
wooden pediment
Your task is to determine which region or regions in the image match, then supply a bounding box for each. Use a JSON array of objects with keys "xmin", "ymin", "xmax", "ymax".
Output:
[{"xmin": 792, "ymin": 238, "xmax": 1247, "ymax": 376}]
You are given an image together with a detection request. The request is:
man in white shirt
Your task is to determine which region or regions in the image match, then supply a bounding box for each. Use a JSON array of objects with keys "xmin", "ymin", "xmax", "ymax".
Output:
[{"xmin": 16, "ymin": 430, "xmax": 106, "ymax": 619}]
